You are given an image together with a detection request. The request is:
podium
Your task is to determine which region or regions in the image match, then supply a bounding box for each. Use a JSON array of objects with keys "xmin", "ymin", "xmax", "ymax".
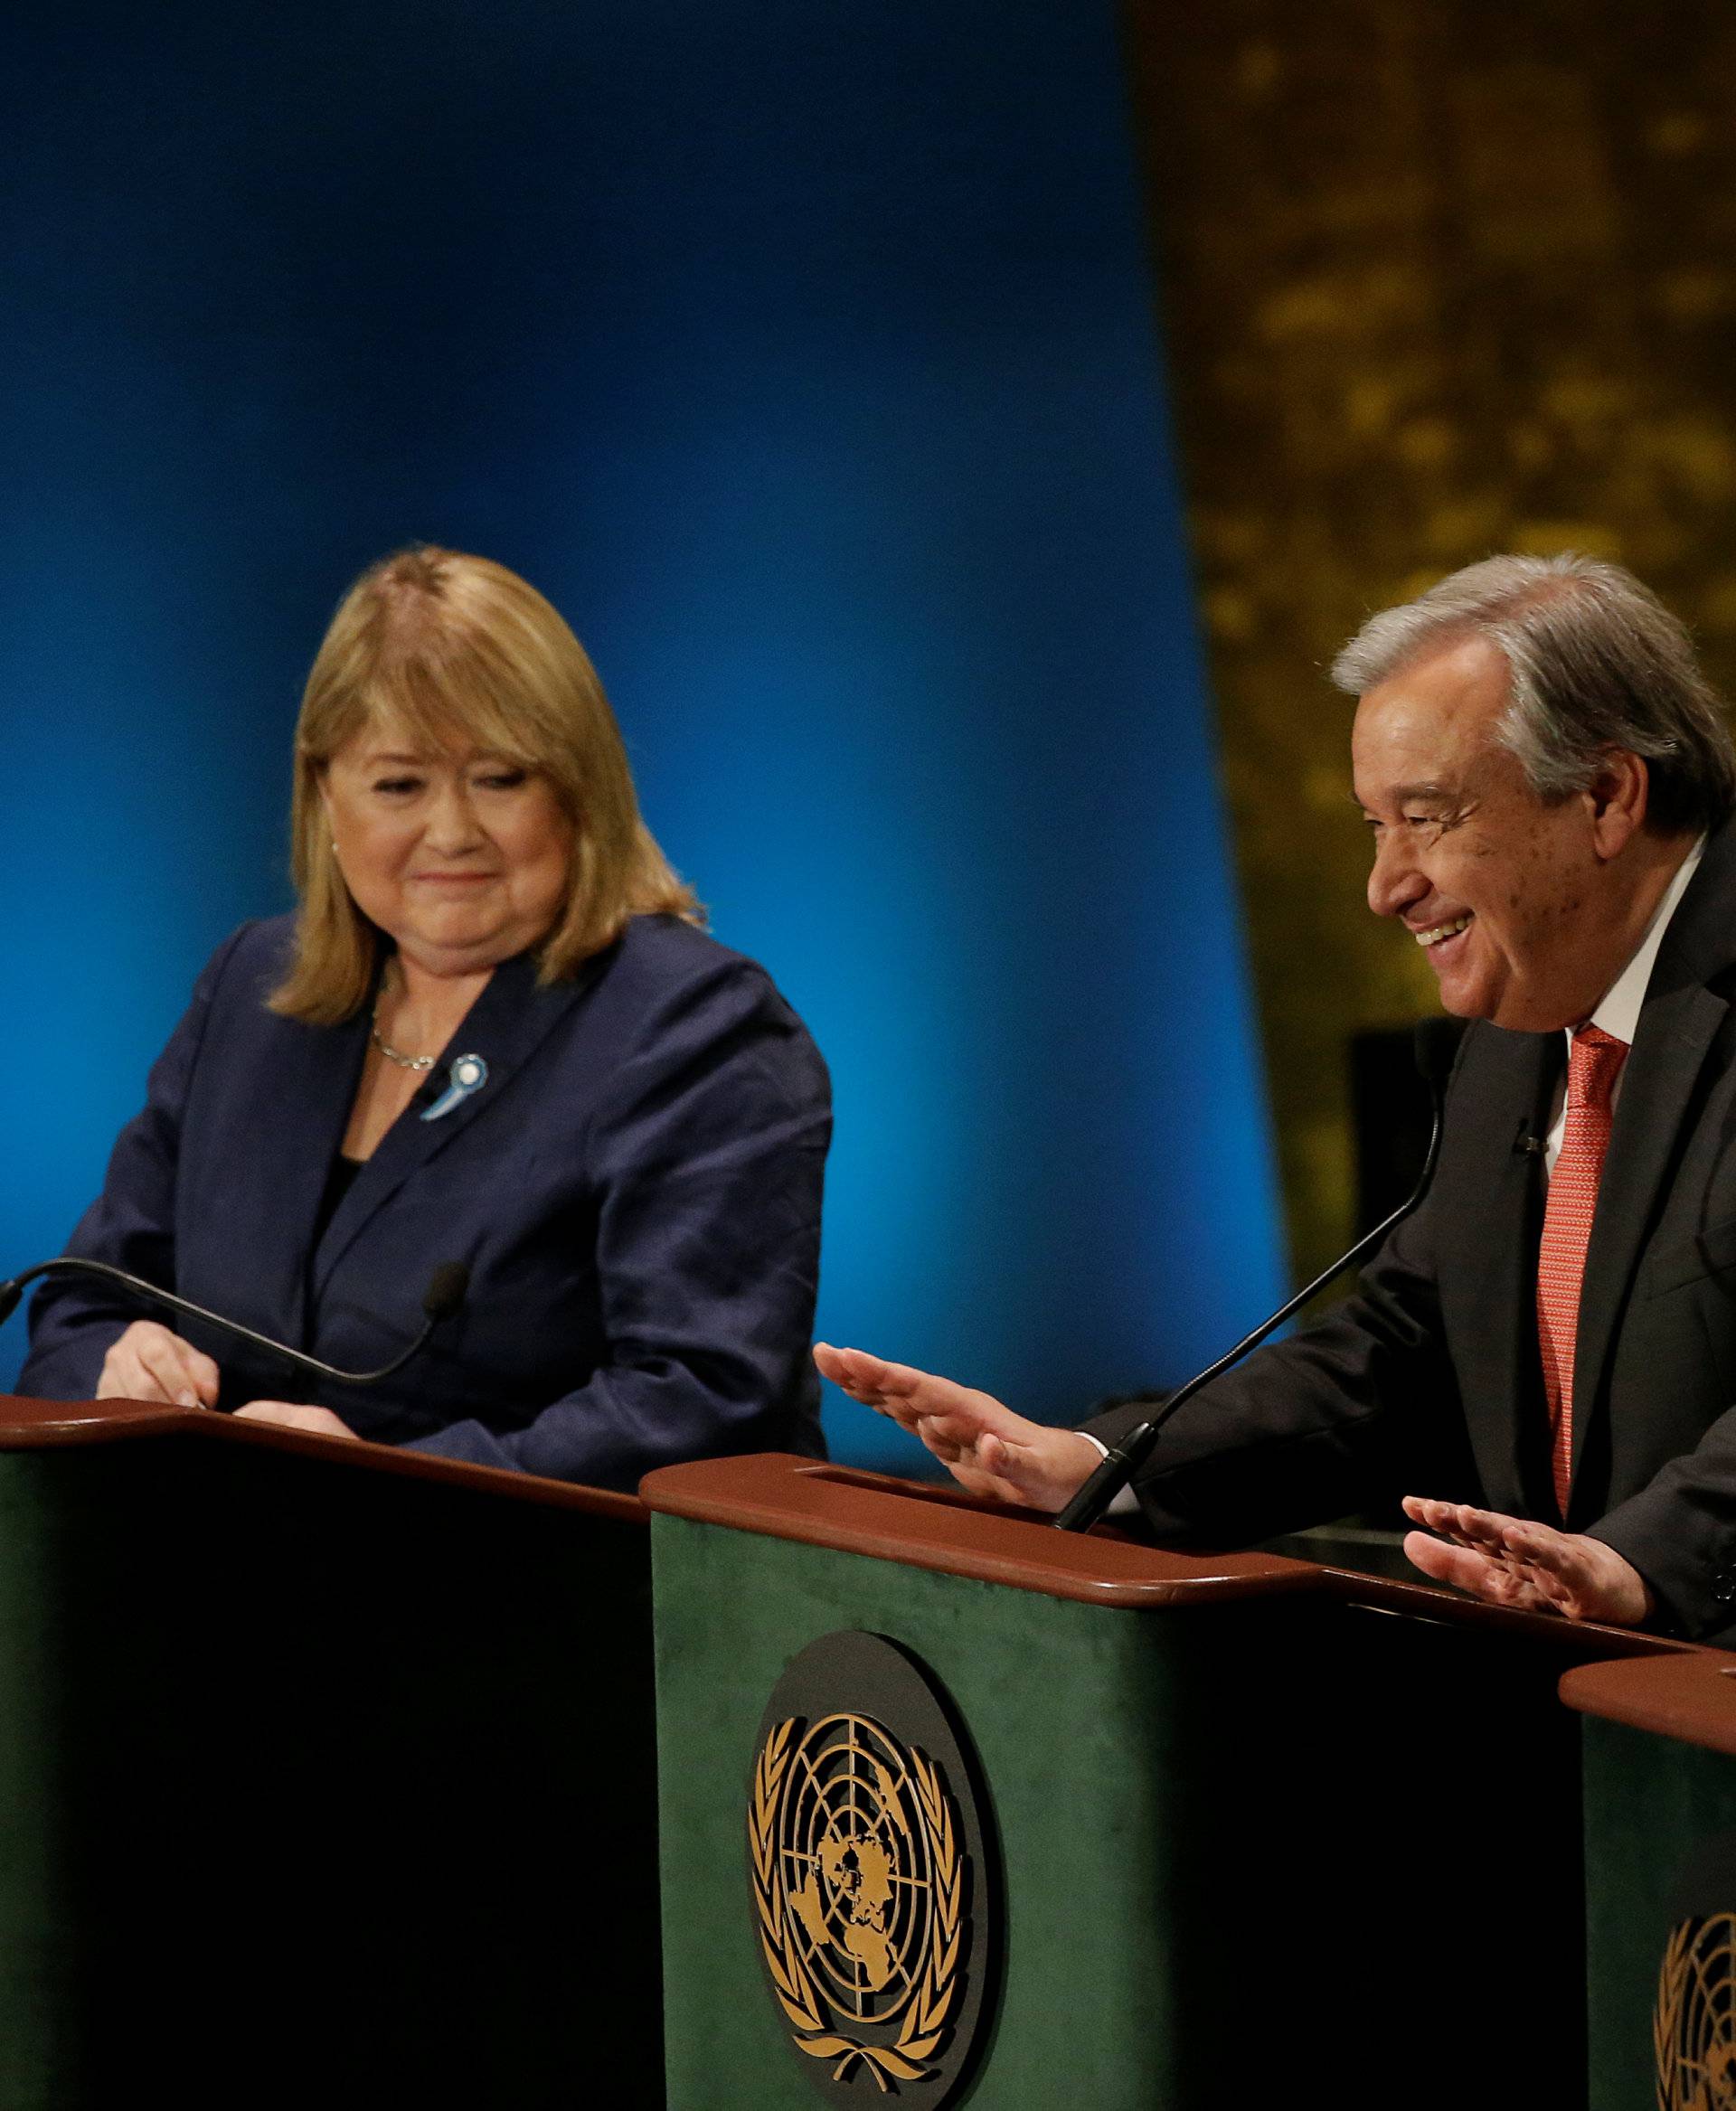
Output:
[
  {"xmin": 644, "ymin": 1454, "xmax": 1692, "ymax": 2111},
  {"xmin": 0, "ymin": 1395, "xmax": 661, "ymax": 2110},
  {"xmin": 1562, "ymin": 1651, "xmax": 1736, "ymax": 2111}
]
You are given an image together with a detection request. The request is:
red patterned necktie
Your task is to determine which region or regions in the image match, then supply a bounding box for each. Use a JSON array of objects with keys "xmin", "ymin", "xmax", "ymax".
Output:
[{"xmin": 1535, "ymin": 1023, "xmax": 1627, "ymax": 1518}]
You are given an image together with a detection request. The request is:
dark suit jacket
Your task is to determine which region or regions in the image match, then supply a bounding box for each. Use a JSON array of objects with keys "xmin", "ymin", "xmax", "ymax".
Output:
[
  {"xmin": 1091, "ymin": 820, "xmax": 1736, "ymax": 1644},
  {"xmin": 20, "ymin": 914, "xmax": 831, "ymax": 1489}
]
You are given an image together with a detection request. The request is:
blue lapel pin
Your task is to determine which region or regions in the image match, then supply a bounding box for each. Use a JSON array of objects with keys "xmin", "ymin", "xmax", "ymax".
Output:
[{"xmin": 422, "ymin": 1051, "xmax": 489, "ymax": 1123}]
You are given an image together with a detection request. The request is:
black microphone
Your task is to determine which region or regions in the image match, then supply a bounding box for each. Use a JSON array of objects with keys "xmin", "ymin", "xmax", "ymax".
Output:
[
  {"xmin": 1053, "ymin": 1015, "xmax": 1467, "ymax": 1535},
  {"xmin": 0, "ymin": 1258, "xmax": 470, "ymax": 1390}
]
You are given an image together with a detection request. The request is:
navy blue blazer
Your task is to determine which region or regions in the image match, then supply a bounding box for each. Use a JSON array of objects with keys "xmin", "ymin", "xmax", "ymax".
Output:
[{"xmin": 20, "ymin": 914, "xmax": 831, "ymax": 1487}]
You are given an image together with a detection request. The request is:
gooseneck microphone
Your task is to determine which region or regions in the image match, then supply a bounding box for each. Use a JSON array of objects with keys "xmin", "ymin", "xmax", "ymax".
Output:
[
  {"xmin": 0, "ymin": 1258, "xmax": 469, "ymax": 1390},
  {"xmin": 1052, "ymin": 1015, "xmax": 1467, "ymax": 1535}
]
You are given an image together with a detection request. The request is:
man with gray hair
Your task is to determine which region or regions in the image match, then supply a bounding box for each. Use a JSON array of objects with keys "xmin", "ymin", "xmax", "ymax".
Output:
[{"xmin": 819, "ymin": 553, "xmax": 1736, "ymax": 1641}]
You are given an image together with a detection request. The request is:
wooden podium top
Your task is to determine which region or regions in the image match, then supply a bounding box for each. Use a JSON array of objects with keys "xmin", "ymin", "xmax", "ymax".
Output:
[
  {"xmin": 1561, "ymin": 1649, "xmax": 1736, "ymax": 1758},
  {"xmin": 0, "ymin": 1391, "xmax": 645, "ymax": 1522},
  {"xmin": 642, "ymin": 1452, "xmax": 1695, "ymax": 1654},
  {"xmin": 645, "ymin": 1449, "xmax": 1324, "ymax": 1607}
]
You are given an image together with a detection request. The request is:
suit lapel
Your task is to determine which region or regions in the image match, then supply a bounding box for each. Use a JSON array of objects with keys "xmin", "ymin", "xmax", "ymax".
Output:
[
  {"xmin": 241, "ymin": 1008, "xmax": 372, "ymax": 1340},
  {"xmin": 310, "ymin": 947, "xmax": 607, "ymax": 1293},
  {"xmin": 1448, "ymin": 1026, "xmax": 1556, "ymax": 1512},
  {"xmin": 1572, "ymin": 986, "xmax": 1727, "ymax": 1475},
  {"xmin": 1571, "ymin": 826, "xmax": 1736, "ymax": 1484}
]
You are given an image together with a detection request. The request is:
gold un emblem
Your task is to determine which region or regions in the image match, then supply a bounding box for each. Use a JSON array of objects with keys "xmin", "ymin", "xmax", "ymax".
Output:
[
  {"xmin": 750, "ymin": 1710, "xmax": 963, "ymax": 2092},
  {"xmin": 1657, "ymin": 1911, "xmax": 1736, "ymax": 2109}
]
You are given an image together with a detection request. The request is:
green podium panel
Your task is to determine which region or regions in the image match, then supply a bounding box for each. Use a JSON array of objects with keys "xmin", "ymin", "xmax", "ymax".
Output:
[
  {"xmin": 0, "ymin": 1395, "xmax": 661, "ymax": 2111},
  {"xmin": 1562, "ymin": 1651, "xmax": 1736, "ymax": 2111},
  {"xmin": 646, "ymin": 1456, "xmax": 1682, "ymax": 2111}
]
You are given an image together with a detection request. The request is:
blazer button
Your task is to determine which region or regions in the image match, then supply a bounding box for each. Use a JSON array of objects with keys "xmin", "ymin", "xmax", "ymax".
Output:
[{"xmin": 1712, "ymin": 1565, "xmax": 1736, "ymax": 1607}]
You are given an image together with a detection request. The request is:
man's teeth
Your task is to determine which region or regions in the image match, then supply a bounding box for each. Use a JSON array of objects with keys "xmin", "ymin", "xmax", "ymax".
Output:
[{"xmin": 1415, "ymin": 915, "xmax": 1473, "ymax": 947}]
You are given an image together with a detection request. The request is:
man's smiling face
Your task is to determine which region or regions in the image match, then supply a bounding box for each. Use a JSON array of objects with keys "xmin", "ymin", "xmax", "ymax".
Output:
[{"xmin": 1352, "ymin": 632, "xmax": 1622, "ymax": 1032}]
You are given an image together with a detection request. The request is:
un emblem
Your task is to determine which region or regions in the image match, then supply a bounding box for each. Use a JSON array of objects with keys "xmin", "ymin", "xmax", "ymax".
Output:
[
  {"xmin": 748, "ymin": 1632, "xmax": 998, "ymax": 2103},
  {"xmin": 1656, "ymin": 1912, "xmax": 1736, "ymax": 2108}
]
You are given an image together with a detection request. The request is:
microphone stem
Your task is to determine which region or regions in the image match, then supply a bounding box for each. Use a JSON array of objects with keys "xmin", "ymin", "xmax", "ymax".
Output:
[
  {"xmin": 1053, "ymin": 1076, "xmax": 1448, "ymax": 1535},
  {"xmin": 0, "ymin": 1259, "xmax": 438, "ymax": 1389}
]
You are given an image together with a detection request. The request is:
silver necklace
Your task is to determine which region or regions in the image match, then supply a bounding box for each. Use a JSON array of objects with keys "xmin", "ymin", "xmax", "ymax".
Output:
[{"xmin": 371, "ymin": 990, "xmax": 438, "ymax": 1072}]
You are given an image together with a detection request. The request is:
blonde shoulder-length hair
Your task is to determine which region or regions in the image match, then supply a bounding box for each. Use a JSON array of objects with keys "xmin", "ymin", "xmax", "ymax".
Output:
[{"xmin": 269, "ymin": 545, "xmax": 703, "ymax": 1024}]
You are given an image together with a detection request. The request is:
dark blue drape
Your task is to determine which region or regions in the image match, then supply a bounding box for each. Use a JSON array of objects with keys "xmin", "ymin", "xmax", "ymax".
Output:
[{"xmin": 0, "ymin": 0, "xmax": 1287, "ymax": 1462}]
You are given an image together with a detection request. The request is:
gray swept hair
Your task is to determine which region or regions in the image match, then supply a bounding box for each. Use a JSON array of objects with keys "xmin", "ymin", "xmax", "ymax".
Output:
[{"xmin": 1331, "ymin": 553, "xmax": 1736, "ymax": 835}]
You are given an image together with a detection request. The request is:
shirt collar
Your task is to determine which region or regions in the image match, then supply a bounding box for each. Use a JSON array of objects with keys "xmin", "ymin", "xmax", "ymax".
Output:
[{"xmin": 1578, "ymin": 834, "xmax": 1705, "ymax": 1050}]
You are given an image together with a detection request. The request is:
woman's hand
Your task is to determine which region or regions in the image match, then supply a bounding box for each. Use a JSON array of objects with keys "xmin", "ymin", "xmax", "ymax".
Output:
[
  {"xmin": 233, "ymin": 1403, "xmax": 359, "ymax": 1440},
  {"xmin": 97, "ymin": 1321, "xmax": 220, "ymax": 1409},
  {"xmin": 814, "ymin": 1343, "xmax": 1100, "ymax": 1511}
]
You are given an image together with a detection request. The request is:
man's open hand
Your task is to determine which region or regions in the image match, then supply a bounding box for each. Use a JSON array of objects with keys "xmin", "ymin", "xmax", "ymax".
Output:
[
  {"xmin": 814, "ymin": 1344, "xmax": 1099, "ymax": 1513},
  {"xmin": 1401, "ymin": 1496, "xmax": 1652, "ymax": 1626}
]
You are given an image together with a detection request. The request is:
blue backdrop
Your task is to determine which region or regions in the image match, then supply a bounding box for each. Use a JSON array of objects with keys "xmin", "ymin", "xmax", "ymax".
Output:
[{"xmin": 0, "ymin": 0, "xmax": 1288, "ymax": 1466}]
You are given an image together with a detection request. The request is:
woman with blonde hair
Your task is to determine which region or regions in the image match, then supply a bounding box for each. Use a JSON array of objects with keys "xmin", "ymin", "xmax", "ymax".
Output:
[{"xmin": 21, "ymin": 547, "xmax": 831, "ymax": 1484}]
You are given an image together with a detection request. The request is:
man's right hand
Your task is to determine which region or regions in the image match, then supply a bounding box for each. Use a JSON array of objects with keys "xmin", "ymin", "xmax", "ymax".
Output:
[
  {"xmin": 97, "ymin": 1321, "xmax": 221, "ymax": 1409},
  {"xmin": 813, "ymin": 1343, "xmax": 1100, "ymax": 1513}
]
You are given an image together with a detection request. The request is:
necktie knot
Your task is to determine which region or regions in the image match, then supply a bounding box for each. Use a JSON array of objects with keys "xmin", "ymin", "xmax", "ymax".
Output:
[{"xmin": 1568, "ymin": 1024, "xmax": 1626, "ymax": 1112}]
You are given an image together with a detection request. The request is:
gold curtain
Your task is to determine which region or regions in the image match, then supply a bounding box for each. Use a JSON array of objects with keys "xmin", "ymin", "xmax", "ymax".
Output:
[{"xmin": 1123, "ymin": 0, "xmax": 1736, "ymax": 1279}]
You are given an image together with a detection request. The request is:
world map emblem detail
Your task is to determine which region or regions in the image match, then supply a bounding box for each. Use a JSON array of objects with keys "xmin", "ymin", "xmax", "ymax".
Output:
[
  {"xmin": 1656, "ymin": 1911, "xmax": 1736, "ymax": 2109},
  {"xmin": 747, "ymin": 1633, "xmax": 998, "ymax": 2103}
]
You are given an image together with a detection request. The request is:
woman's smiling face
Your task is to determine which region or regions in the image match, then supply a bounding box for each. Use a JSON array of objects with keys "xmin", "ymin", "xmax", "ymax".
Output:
[{"xmin": 321, "ymin": 717, "xmax": 573, "ymax": 978}]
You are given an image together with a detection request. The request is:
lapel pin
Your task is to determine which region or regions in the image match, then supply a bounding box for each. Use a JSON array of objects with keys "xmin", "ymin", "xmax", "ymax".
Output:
[{"xmin": 422, "ymin": 1052, "xmax": 489, "ymax": 1124}]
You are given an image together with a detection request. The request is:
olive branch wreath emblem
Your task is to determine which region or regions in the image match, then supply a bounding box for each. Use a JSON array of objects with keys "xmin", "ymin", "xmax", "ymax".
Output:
[
  {"xmin": 1656, "ymin": 1918, "xmax": 1694, "ymax": 2106},
  {"xmin": 1655, "ymin": 1913, "xmax": 1736, "ymax": 2109},
  {"xmin": 750, "ymin": 1716, "xmax": 963, "ymax": 2092}
]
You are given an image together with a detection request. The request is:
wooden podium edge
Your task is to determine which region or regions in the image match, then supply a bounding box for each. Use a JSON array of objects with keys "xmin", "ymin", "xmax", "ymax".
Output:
[
  {"xmin": 1303, "ymin": 1559, "xmax": 1696, "ymax": 1659},
  {"xmin": 642, "ymin": 1454, "xmax": 1720, "ymax": 1654},
  {"xmin": 0, "ymin": 1392, "xmax": 646, "ymax": 1522},
  {"xmin": 641, "ymin": 1452, "xmax": 1333, "ymax": 1608},
  {"xmin": 1561, "ymin": 1648, "xmax": 1736, "ymax": 1758}
]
